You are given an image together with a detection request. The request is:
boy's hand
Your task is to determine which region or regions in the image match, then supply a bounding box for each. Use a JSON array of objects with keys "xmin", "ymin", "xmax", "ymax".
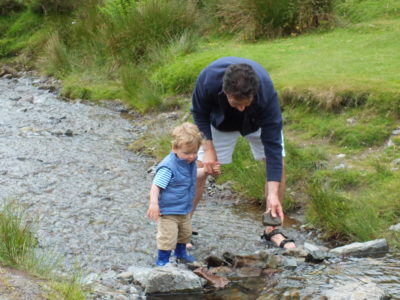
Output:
[
  {"xmin": 212, "ymin": 162, "xmax": 221, "ymax": 176},
  {"xmin": 147, "ymin": 204, "xmax": 160, "ymax": 221}
]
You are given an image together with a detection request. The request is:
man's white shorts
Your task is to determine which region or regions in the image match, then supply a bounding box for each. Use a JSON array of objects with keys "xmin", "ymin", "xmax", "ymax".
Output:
[{"xmin": 198, "ymin": 126, "xmax": 285, "ymax": 164}]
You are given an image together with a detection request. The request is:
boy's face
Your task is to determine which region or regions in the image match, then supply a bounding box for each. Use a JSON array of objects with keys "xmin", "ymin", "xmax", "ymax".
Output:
[{"xmin": 173, "ymin": 144, "xmax": 199, "ymax": 164}]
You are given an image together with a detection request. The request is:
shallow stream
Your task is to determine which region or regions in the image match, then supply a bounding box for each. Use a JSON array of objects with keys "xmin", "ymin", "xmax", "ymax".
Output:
[{"xmin": 0, "ymin": 74, "xmax": 399, "ymax": 299}]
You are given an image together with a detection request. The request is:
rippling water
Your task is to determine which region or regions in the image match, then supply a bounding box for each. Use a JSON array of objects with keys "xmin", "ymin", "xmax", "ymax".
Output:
[{"xmin": 1, "ymin": 74, "xmax": 399, "ymax": 299}]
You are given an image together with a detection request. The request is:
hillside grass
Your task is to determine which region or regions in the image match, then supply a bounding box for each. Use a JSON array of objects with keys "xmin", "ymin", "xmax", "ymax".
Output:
[{"xmin": 154, "ymin": 18, "xmax": 400, "ymax": 97}]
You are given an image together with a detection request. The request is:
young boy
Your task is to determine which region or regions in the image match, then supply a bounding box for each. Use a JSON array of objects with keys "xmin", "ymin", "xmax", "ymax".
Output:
[{"xmin": 147, "ymin": 122, "xmax": 218, "ymax": 266}]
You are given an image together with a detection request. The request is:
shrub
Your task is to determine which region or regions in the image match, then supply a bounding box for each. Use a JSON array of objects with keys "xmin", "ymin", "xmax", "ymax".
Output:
[
  {"xmin": 203, "ymin": 0, "xmax": 333, "ymax": 40},
  {"xmin": 120, "ymin": 63, "xmax": 163, "ymax": 113},
  {"xmin": 39, "ymin": 31, "xmax": 71, "ymax": 76},
  {"xmin": 0, "ymin": 201, "xmax": 37, "ymax": 266},
  {"xmin": 100, "ymin": 0, "xmax": 198, "ymax": 62},
  {"xmin": 281, "ymin": 88, "xmax": 369, "ymax": 112},
  {"xmin": 334, "ymin": 0, "xmax": 400, "ymax": 23},
  {"xmin": 25, "ymin": 0, "xmax": 99, "ymax": 15},
  {"xmin": 0, "ymin": 0, "xmax": 25, "ymax": 15}
]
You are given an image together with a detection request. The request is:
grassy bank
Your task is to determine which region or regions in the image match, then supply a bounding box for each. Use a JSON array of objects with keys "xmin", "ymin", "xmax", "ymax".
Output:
[
  {"xmin": 0, "ymin": 201, "xmax": 86, "ymax": 299},
  {"xmin": 1, "ymin": 0, "xmax": 399, "ymax": 248}
]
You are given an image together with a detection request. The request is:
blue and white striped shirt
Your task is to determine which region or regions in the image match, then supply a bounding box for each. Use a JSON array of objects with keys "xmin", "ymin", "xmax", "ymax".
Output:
[{"xmin": 153, "ymin": 167, "xmax": 172, "ymax": 189}]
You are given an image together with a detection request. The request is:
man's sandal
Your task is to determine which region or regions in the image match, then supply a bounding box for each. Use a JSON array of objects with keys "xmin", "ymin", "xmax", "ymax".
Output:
[{"xmin": 261, "ymin": 229, "xmax": 295, "ymax": 249}]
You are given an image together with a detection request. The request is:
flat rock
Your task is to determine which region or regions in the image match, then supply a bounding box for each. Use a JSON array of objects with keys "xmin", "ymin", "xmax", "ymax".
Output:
[
  {"xmin": 330, "ymin": 239, "xmax": 388, "ymax": 257},
  {"xmin": 143, "ymin": 265, "xmax": 205, "ymax": 294},
  {"xmin": 323, "ymin": 280, "xmax": 387, "ymax": 299}
]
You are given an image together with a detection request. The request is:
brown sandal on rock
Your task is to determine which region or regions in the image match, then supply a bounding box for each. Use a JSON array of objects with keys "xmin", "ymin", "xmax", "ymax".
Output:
[{"xmin": 261, "ymin": 229, "xmax": 295, "ymax": 249}]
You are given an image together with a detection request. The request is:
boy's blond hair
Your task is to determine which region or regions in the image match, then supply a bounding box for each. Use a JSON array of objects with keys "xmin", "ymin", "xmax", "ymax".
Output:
[{"xmin": 172, "ymin": 122, "xmax": 203, "ymax": 150}]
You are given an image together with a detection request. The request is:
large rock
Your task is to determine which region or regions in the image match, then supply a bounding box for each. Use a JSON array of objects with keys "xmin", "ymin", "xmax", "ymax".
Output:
[
  {"xmin": 323, "ymin": 280, "xmax": 387, "ymax": 299},
  {"xmin": 128, "ymin": 264, "xmax": 205, "ymax": 294},
  {"xmin": 389, "ymin": 223, "xmax": 400, "ymax": 232},
  {"xmin": 330, "ymin": 239, "xmax": 388, "ymax": 257}
]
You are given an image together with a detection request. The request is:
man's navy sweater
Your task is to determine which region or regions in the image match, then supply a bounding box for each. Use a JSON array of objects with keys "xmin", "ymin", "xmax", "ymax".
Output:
[{"xmin": 191, "ymin": 57, "xmax": 283, "ymax": 182}]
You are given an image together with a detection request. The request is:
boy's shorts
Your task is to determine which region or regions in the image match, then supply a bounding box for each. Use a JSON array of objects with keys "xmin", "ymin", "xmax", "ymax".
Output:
[
  {"xmin": 157, "ymin": 214, "xmax": 192, "ymax": 250},
  {"xmin": 197, "ymin": 126, "xmax": 285, "ymax": 164}
]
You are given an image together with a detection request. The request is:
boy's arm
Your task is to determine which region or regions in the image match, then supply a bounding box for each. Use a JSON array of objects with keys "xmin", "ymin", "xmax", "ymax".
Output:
[
  {"xmin": 147, "ymin": 184, "xmax": 160, "ymax": 221},
  {"xmin": 197, "ymin": 167, "xmax": 205, "ymax": 178}
]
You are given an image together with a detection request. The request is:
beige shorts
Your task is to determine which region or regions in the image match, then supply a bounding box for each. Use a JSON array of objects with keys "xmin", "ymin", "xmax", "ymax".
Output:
[
  {"xmin": 157, "ymin": 214, "xmax": 192, "ymax": 250},
  {"xmin": 198, "ymin": 126, "xmax": 285, "ymax": 164}
]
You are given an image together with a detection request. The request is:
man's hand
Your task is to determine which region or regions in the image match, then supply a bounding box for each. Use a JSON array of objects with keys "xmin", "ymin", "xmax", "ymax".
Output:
[
  {"xmin": 147, "ymin": 204, "xmax": 160, "ymax": 221},
  {"xmin": 265, "ymin": 181, "xmax": 284, "ymax": 223},
  {"xmin": 202, "ymin": 140, "xmax": 220, "ymax": 176}
]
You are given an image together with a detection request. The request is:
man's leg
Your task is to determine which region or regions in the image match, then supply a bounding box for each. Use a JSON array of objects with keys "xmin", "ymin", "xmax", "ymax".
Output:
[
  {"xmin": 191, "ymin": 127, "xmax": 239, "ymax": 217},
  {"xmin": 190, "ymin": 161, "xmax": 208, "ymax": 218},
  {"xmin": 264, "ymin": 160, "xmax": 295, "ymax": 248},
  {"xmin": 245, "ymin": 130, "xmax": 295, "ymax": 249}
]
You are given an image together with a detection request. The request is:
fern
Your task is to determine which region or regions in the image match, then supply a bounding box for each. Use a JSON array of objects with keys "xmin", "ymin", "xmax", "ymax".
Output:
[{"xmin": 99, "ymin": 0, "xmax": 138, "ymax": 25}]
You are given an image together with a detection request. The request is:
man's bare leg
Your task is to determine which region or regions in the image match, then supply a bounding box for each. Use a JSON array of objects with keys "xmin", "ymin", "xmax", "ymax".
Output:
[
  {"xmin": 265, "ymin": 160, "xmax": 296, "ymax": 249},
  {"xmin": 190, "ymin": 161, "xmax": 208, "ymax": 218},
  {"xmin": 187, "ymin": 161, "xmax": 208, "ymax": 249}
]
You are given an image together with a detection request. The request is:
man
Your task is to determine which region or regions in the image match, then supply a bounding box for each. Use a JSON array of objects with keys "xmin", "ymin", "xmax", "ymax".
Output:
[{"xmin": 190, "ymin": 57, "xmax": 295, "ymax": 249}]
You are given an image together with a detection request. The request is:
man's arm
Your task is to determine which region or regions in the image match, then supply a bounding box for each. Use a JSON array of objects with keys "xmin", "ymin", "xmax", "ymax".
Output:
[
  {"xmin": 265, "ymin": 181, "xmax": 284, "ymax": 222},
  {"xmin": 191, "ymin": 80, "xmax": 213, "ymax": 140},
  {"xmin": 260, "ymin": 89, "xmax": 283, "ymax": 182}
]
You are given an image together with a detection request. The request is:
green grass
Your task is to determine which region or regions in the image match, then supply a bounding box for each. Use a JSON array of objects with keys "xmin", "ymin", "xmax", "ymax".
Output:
[
  {"xmin": 284, "ymin": 106, "xmax": 396, "ymax": 149},
  {"xmin": 154, "ymin": 18, "xmax": 400, "ymax": 97},
  {"xmin": 0, "ymin": 10, "xmax": 44, "ymax": 59},
  {"xmin": 0, "ymin": 201, "xmax": 37, "ymax": 266},
  {"xmin": 216, "ymin": 137, "xmax": 266, "ymax": 202},
  {"xmin": 0, "ymin": 200, "xmax": 87, "ymax": 299},
  {"xmin": 334, "ymin": 0, "xmax": 400, "ymax": 23}
]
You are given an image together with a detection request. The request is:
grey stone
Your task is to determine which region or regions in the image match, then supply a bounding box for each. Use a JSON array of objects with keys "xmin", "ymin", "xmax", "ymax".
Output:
[
  {"xmin": 303, "ymin": 242, "xmax": 321, "ymax": 252},
  {"xmin": 389, "ymin": 223, "xmax": 400, "ymax": 232},
  {"xmin": 305, "ymin": 250, "xmax": 329, "ymax": 263},
  {"xmin": 144, "ymin": 264, "xmax": 204, "ymax": 294},
  {"xmin": 334, "ymin": 163, "xmax": 346, "ymax": 170},
  {"xmin": 266, "ymin": 254, "xmax": 284, "ymax": 269},
  {"xmin": 323, "ymin": 280, "xmax": 387, "ymax": 299},
  {"xmin": 392, "ymin": 128, "xmax": 400, "ymax": 135},
  {"xmin": 82, "ymin": 272, "xmax": 100, "ymax": 285},
  {"xmin": 282, "ymin": 257, "xmax": 298, "ymax": 270},
  {"xmin": 117, "ymin": 272, "xmax": 134, "ymax": 280},
  {"xmin": 282, "ymin": 247, "xmax": 308, "ymax": 258},
  {"xmin": 330, "ymin": 239, "xmax": 388, "ymax": 257},
  {"xmin": 20, "ymin": 95, "xmax": 34, "ymax": 103},
  {"xmin": 346, "ymin": 118, "xmax": 356, "ymax": 125},
  {"xmin": 127, "ymin": 266, "xmax": 152, "ymax": 287}
]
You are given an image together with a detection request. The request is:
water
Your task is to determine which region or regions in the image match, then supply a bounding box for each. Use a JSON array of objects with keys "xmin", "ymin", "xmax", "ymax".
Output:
[{"xmin": 1, "ymin": 74, "xmax": 399, "ymax": 299}]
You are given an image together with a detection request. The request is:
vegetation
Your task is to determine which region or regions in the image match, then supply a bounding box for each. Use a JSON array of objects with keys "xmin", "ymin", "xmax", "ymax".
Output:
[
  {"xmin": 0, "ymin": 201, "xmax": 86, "ymax": 299},
  {"xmin": 1, "ymin": 0, "xmax": 399, "ymax": 250}
]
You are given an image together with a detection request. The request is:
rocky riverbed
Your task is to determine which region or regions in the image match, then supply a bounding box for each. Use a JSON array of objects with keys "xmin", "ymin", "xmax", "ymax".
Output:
[{"xmin": 1, "ymin": 72, "xmax": 399, "ymax": 299}]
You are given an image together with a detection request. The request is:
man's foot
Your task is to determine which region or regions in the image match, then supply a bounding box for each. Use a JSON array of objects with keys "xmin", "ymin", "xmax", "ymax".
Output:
[{"xmin": 261, "ymin": 228, "xmax": 296, "ymax": 249}]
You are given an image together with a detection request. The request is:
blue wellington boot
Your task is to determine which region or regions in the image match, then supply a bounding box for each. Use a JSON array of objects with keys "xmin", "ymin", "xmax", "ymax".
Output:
[
  {"xmin": 174, "ymin": 243, "xmax": 195, "ymax": 263},
  {"xmin": 156, "ymin": 250, "xmax": 171, "ymax": 266}
]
